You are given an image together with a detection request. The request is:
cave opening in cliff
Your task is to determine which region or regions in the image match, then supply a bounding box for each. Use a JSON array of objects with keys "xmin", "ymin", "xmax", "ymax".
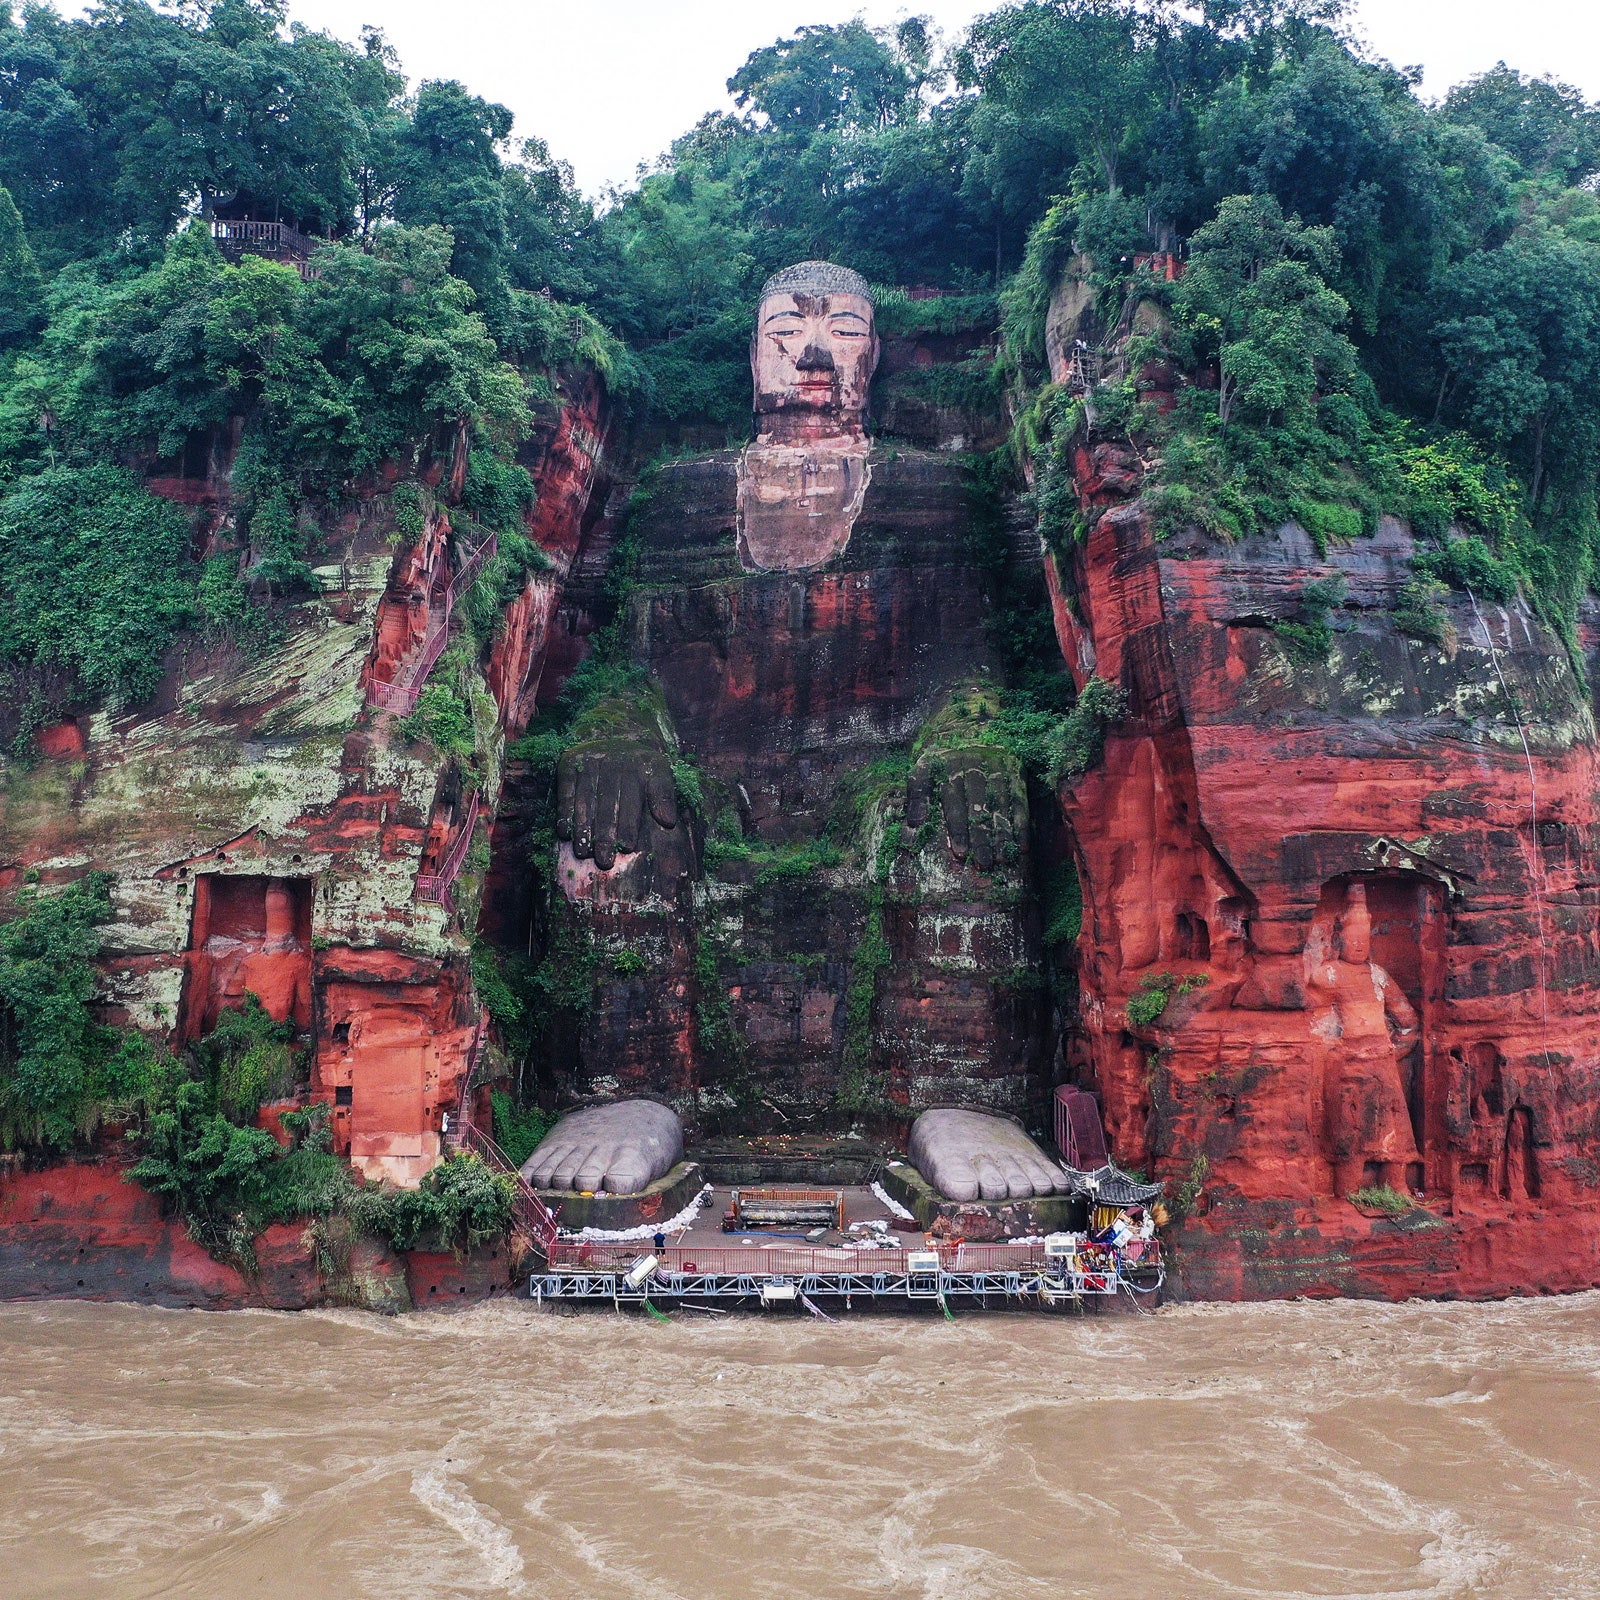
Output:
[
  {"xmin": 1174, "ymin": 911, "xmax": 1209, "ymax": 961},
  {"xmin": 1450, "ymin": 1042, "xmax": 1543, "ymax": 1204},
  {"xmin": 1506, "ymin": 1106, "xmax": 1541, "ymax": 1200},
  {"xmin": 180, "ymin": 874, "xmax": 314, "ymax": 1040}
]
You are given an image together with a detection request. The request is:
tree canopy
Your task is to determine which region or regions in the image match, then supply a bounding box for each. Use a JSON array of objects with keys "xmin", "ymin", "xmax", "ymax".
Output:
[{"xmin": 3, "ymin": 0, "xmax": 1600, "ymax": 706}]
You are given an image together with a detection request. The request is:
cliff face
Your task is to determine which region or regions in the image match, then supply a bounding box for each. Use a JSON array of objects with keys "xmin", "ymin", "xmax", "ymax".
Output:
[
  {"xmin": 545, "ymin": 447, "xmax": 1049, "ymax": 1125},
  {"xmin": 0, "ymin": 373, "xmax": 612, "ymax": 1189},
  {"xmin": 8, "ymin": 265, "xmax": 1600, "ymax": 1305},
  {"xmin": 1045, "ymin": 297, "xmax": 1600, "ymax": 1298}
]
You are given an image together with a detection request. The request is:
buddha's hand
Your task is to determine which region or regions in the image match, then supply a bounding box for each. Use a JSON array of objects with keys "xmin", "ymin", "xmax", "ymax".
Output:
[
  {"xmin": 554, "ymin": 700, "xmax": 683, "ymax": 871},
  {"xmin": 906, "ymin": 743, "xmax": 1028, "ymax": 873}
]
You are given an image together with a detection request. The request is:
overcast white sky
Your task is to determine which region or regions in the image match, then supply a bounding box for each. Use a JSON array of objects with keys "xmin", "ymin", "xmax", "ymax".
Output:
[{"xmin": 59, "ymin": 1, "xmax": 1600, "ymax": 195}]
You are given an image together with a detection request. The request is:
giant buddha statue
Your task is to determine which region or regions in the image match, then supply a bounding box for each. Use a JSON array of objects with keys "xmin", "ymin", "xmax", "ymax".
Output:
[
  {"xmin": 524, "ymin": 261, "xmax": 1068, "ymax": 1209},
  {"xmin": 738, "ymin": 260, "xmax": 877, "ymax": 570}
]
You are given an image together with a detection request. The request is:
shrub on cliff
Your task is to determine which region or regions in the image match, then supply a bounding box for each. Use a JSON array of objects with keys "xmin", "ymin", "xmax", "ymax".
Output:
[
  {"xmin": 1126, "ymin": 970, "xmax": 1208, "ymax": 1030},
  {"xmin": 129, "ymin": 1083, "xmax": 515, "ymax": 1272},
  {"xmin": 0, "ymin": 872, "xmax": 178, "ymax": 1151},
  {"xmin": 195, "ymin": 994, "xmax": 301, "ymax": 1125},
  {"xmin": 0, "ymin": 465, "xmax": 196, "ymax": 706},
  {"xmin": 0, "ymin": 219, "xmax": 551, "ymax": 725},
  {"xmin": 0, "ymin": 182, "xmax": 41, "ymax": 349},
  {"xmin": 8, "ymin": 223, "xmax": 531, "ymax": 498},
  {"xmin": 1415, "ymin": 534, "xmax": 1521, "ymax": 604},
  {"xmin": 490, "ymin": 1090, "xmax": 556, "ymax": 1168},
  {"xmin": 127, "ymin": 1082, "xmax": 290, "ymax": 1271},
  {"xmin": 352, "ymin": 1153, "xmax": 515, "ymax": 1255}
]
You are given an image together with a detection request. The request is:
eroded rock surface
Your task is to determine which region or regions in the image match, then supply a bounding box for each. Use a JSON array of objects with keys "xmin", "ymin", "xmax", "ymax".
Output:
[
  {"xmin": 0, "ymin": 373, "xmax": 613, "ymax": 1189},
  {"xmin": 547, "ymin": 444, "xmax": 1048, "ymax": 1121},
  {"xmin": 1041, "ymin": 267, "xmax": 1600, "ymax": 1297}
]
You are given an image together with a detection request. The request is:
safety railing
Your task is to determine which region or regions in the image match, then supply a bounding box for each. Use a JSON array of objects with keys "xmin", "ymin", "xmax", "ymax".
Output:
[
  {"xmin": 546, "ymin": 1240, "xmax": 1052, "ymax": 1276},
  {"xmin": 448, "ymin": 531, "xmax": 498, "ymax": 603},
  {"xmin": 416, "ymin": 788, "xmax": 480, "ymax": 911},
  {"xmin": 368, "ymin": 585, "xmax": 452, "ymax": 715},
  {"xmin": 368, "ymin": 530, "xmax": 497, "ymax": 716},
  {"xmin": 1062, "ymin": 345, "xmax": 1103, "ymax": 396},
  {"xmin": 210, "ymin": 219, "xmax": 324, "ymax": 270},
  {"xmin": 455, "ymin": 1122, "xmax": 560, "ymax": 1253},
  {"xmin": 444, "ymin": 1015, "xmax": 491, "ymax": 1149},
  {"xmin": 1055, "ymin": 1084, "xmax": 1108, "ymax": 1169}
]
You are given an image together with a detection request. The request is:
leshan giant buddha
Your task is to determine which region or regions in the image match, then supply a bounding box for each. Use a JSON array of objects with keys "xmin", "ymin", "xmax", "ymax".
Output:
[
  {"xmin": 525, "ymin": 262, "xmax": 1070, "ymax": 1209},
  {"xmin": 738, "ymin": 260, "xmax": 877, "ymax": 571}
]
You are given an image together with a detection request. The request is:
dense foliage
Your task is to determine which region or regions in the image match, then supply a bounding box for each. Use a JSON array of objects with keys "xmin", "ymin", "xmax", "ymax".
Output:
[
  {"xmin": 0, "ymin": 872, "xmax": 177, "ymax": 1149},
  {"xmin": 130, "ymin": 1085, "xmax": 514, "ymax": 1272},
  {"xmin": 0, "ymin": 875, "xmax": 514, "ymax": 1267},
  {"xmin": 0, "ymin": 464, "xmax": 196, "ymax": 709},
  {"xmin": 576, "ymin": 1, "xmax": 1600, "ymax": 628},
  {"xmin": 0, "ymin": 1, "xmax": 633, "ymax": 726},
  {"xmin": 2, "ymin": 0, "xmax": 1596, "ymax": 707},
  {"xmin": 110, "ymin": 990, "xmax": 514, "ymax": 1270}
]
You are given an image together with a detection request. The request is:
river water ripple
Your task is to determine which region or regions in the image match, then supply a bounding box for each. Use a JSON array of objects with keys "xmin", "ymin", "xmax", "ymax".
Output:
[{"xmin": 2, "ymin": 1293, "xmax": 1599, "ymax": 1598}]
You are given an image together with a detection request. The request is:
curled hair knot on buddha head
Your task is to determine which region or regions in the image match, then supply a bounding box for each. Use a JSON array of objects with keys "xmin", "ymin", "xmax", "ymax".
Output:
[{"xmin": 759, "ymin": 260, "xmax": 875, "ymax": 305}]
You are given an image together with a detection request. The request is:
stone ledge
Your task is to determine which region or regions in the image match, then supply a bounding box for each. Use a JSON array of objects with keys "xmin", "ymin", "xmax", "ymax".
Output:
[
  {"xmin": 688, "ymin": 1137, "xmax": 885, "ymax": 1187},
  {"xmin": 536, "ymin": 1161, "xmax": 704, "ymax": 1233},
  {"xmin": 879, "ymin": 1161, "xmax": 1088, "ymax": 1241}
]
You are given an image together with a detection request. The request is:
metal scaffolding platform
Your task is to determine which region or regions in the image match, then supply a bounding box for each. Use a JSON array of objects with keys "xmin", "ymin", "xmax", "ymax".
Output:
[{"xmin": 531, "ymin": 1239, "xmax": 1163, "ymax": 1311}]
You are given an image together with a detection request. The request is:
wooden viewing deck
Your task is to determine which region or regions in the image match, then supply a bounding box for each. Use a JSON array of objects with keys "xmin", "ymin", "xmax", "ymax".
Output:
[{"xmin": 210, "ymin": 219, "xmax": 326, "ymax": 276}]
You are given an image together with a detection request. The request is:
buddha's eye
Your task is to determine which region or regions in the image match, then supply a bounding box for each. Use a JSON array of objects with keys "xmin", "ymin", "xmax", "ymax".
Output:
[{"xmin": 831, "ymin": 329, "xmax": 866, "ymax": 339}]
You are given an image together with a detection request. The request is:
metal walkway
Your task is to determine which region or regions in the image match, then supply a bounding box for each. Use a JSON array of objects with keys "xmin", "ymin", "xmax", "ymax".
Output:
[{"xmin": 531, "ymin": 1240, "xmax": 1162, "ymax": 1311}]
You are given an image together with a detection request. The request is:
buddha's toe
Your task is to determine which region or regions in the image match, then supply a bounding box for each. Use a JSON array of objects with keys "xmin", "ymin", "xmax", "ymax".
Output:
[
  {"xmin": 569, "ymin": 1146, "xmax": 615, "ymax": 1193},
  {"xmin": 972, "ymin": 1152, "xmax": 1013, "ymax": 1200},
  {"xmin": 550, "ymin": 1143, "xmax": 602, "ymax": 1191},
  {"xmin": 524, "ymin": 1140, "xmax": 572, "ymax": 1189},
  {"xmin": 604, "ymin": 1142, "xmax": 652, "ymax": 1195},
  {"xmin": 930, "ymin": 1152, "xmax": 982, "ymax": 1202}
]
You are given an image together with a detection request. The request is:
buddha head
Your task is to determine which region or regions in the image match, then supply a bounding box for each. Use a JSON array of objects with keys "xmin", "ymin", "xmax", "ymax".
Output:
[
  {"xmin": 1338, "ymin": 880, "xmax": 1372, "ymax": 965},
  {"xmin": 751, "ymin": 260, "xmax": 879, "ymax": 434}
]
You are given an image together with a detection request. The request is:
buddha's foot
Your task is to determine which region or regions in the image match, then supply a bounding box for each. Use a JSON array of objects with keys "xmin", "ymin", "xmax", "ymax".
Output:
[
  {"xmin": 521, "ymin": 1100, "xmax": 684, "ymax": 1196},
  {"xmin": 909, "ymin": 1108, "xmax": 1071, "ymax": 1203}
]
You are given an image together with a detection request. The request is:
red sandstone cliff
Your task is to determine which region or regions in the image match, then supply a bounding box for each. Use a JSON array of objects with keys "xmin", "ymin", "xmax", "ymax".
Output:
[
  {"xmin": 1043, "ymin": 278, "xmax": 1600, "ymax": 1299},
  {"xmin": 8, "ymin": 269, "xmax": 1600, "ymax": 1306},
  {"xmin": 0, "ymin": 369, "xmax": 612, "ymax": 1199}
]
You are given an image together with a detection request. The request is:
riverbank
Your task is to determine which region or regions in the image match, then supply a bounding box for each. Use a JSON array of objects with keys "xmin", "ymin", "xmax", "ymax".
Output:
[
  {"xmin": 7, "ymin": 1155, "xmax": 1598, "ymax": 1311},
  {"xmin": 0, "ymin": 1157, "xmax": 517, "ymax": 1312}
]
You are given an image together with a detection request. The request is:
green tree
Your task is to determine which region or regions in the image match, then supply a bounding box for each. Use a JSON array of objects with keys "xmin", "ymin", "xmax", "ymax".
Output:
[
  {"xmin": 0, "ymin": 1, "xmax": 402, "ymax": 253},
  {"xmin": 1177, "ymin": 192, "xmax": 1357, "ymax": 424},
  {"xmin": 0, "ymin": 872, "xmax": 172, "ymax": 1149},
  {"xmin": 0, "ymin": 464, "xmax": 196, "ymax": 703},
  {"xmin": 1433, "ymin": 224, "xmax": 1600, "ymax": 508},
  {"xmin": 729, "ymin": 20, "xmax": 919, "ymax": 133},
  {"xmin": 0, "ymin": 180, "xmax": 41, "ymax": 346},
  {"xmin": 1443, "ymin": 64, "xmax": 1600, "ymax": 188},
  {"xmin": 390, "ymin": 79, "xmax": 514, "ymax": 311},
  {"xmin": 0, "ymin": 3, "xmax": 112, "ymax": 255},
  {"xmin": 501, "ymin": 136, "xmax": 597, "ymax": 301},
  {"xmin": 957, "ymin": 0, "xmax": 1158, "ymax": 274},
  {"xmin": 126, "ymin": 1080, "xmax": 287, "ymax": 1267}
]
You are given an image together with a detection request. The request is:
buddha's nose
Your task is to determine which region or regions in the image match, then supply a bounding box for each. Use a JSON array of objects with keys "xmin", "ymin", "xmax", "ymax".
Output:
[{"xmin": 796, "ymin": 342, "xmax": 836, "ymax": 373}]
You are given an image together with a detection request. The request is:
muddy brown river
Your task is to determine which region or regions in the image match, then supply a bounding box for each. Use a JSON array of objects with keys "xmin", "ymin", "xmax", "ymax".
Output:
[{"xmin": 3, "ymin": 1294, "xmax": 1599, "ymax": 1598}]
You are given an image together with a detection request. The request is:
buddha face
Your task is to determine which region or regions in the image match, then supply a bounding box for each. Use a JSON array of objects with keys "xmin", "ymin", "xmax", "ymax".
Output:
[
  {"xmin": 751, "ymin": 289, "xmax": 879, "ymax": 423},
  {"xmin": 1339, "ymin": 881, "xmax": 1372, "ymax": 965}
]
